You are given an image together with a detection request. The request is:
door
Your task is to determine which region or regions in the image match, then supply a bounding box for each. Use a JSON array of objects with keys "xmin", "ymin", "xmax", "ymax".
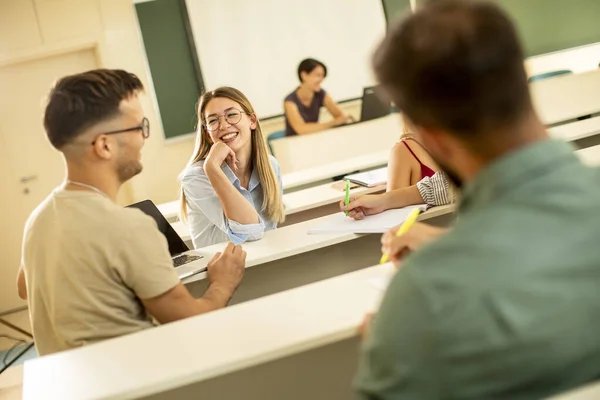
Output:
[{"xmin": 0, "ymin": 49, "xmax": 98, "ymax": 313}]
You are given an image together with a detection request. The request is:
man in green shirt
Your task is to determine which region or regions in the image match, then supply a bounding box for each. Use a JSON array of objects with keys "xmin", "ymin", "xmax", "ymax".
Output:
[{"xmin": 355, "ymin": 1, "xmax": 600, "ymax": 399}]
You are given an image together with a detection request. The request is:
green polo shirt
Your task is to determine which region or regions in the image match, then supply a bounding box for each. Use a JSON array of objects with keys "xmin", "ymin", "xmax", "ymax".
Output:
[{"xmin": 355, "ymin": 139, "xmax": 600, "ymax": 399}]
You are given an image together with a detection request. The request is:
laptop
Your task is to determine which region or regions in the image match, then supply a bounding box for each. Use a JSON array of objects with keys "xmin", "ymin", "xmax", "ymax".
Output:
[
  {"xmin": 334, "ymin": 85, "xmax": 391, "ymax": 129},
  {"xmin": 359, "ymin": 86, "xmax": 391, "ymax": 122},
  {"xmin": 127, "ymin": 199, "xmax": 206, "ymax": 280}
]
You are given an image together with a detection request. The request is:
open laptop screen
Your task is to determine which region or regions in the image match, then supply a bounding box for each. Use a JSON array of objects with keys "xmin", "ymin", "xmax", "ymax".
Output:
[
  {"xmin": 360, "ymin": 86, "xmax": 391, "ymax": 122},
  {"xmin": 127, "ymin": 200, "xmax": 189, "ymax": 257}
]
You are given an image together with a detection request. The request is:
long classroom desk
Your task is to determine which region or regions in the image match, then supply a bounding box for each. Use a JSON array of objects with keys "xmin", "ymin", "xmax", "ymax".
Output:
[
  {"xmin": 548, "ymin": 115, "xmax": 600, "ymax": 149},
  {"xmin": 531, "ymin": 68, "xmax": 600, "ymax": 125},
  {"xmin": 271, "ymin": 114, "xmax": 401, "ymax": 174},
  {"xmin": 181, "ymin": 204, "xmax": 455, "ymax": 306},
  {"xmin": 22, "ymin": 263, "xmax": 395, "ymax": 400},
  {"xmin": 281, "ymin": 150, "xmax": 389, "ymax": 193}
]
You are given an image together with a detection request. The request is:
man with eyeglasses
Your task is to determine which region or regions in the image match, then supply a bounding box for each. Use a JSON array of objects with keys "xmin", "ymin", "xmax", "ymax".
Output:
[{"xmin": 16, "ymin": 69, "xmax": 246, "ymax": 356}]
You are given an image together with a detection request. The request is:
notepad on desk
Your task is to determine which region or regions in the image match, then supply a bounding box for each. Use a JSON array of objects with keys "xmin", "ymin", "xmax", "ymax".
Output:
[
  {"xmin": 307, "ymin": 205, "xmax": 426, "ymax": 234},
  {"xmin": 344, "ymin": 168, "xmax": 388, "ymax": 188}
]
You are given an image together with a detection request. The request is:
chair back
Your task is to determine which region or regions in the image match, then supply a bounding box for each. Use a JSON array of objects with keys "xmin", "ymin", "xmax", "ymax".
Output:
[
  {"xmin": 528, "ymin": 69, "xmax": 573, "ymax": 83},
  {"xmin": 267, "ymin": 130, "xmax": 286, "ymax": 156}
]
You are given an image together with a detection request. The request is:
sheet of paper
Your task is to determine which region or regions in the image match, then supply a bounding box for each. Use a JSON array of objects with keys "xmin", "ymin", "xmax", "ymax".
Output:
[
  {"xmin": 307, "ymin": 204, "xmax": 426, "ymax": 234},
  {"xmin": 369, "ymin": 274, "xmax": 392, "ymax": 292}
]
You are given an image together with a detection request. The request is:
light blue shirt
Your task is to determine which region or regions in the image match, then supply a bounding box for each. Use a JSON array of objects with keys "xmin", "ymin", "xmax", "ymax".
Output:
[{"xmin": 180, "ymin": 155, "xmax": 282, "ymax": 249}]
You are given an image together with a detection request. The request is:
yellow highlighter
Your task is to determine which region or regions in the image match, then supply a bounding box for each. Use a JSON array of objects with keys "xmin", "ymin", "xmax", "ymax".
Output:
[{"xmin": 380, "ymin": 208, "xmax": 422, "ymax": 264}]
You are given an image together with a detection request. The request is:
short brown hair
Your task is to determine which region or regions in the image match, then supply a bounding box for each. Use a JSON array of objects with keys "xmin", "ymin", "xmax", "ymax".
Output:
[
  {"xmin": 44, "ymin": 69, "xmax": 144, "ymax": 149},
  {"xmin": 373, "ymin": 0, "xmax": 531, "ymax": 138},
  {"xmin": 297, "ymin": 58, "xmax": 327, "ymax": 82}
]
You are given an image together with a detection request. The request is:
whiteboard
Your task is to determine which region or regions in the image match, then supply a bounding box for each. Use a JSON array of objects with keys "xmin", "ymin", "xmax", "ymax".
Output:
[{"xmin": 185, "ymin": 0, "xmax": 387, "ymax": 118}]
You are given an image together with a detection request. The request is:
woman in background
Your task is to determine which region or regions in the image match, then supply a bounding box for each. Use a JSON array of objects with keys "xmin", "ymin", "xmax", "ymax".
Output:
[
  {"xmin": 283, "ymin": 58, "xmax": 352, "ymax": 136},
  {"xmin": 387, "ymin": 114, "xmax": 439, "ymax": 190},
  {"xmin": 341, "ymin": 114, "xmax": 451, "ymax": 219},
  {"xmin": 180, "ymin": 87, "xmax": 285, "ymax": 248}
]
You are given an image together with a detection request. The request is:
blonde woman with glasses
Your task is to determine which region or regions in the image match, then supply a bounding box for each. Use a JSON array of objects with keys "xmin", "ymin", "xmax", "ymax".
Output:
[{"xmin": 180, "ymin": 87, "xmax": 285, "ymax": 248}]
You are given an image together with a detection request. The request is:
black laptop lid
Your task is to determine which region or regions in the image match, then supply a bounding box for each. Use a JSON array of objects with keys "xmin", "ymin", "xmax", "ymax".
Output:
[
  {"xmin": 360, "ymin": 86, "xmax": 391, "ymax": 122},
  {"xmin": 127, "ymin": 200, "xmax": 189, "ymax": 257}
]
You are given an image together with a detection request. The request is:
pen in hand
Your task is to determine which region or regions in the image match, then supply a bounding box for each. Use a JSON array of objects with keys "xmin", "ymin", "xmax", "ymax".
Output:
[
  {"xmin": 344, "ymin": 180, "xmax": 351, "ymax": 216},
  {"xmin": 380, "ymin": 208, "xmax": 421, "ymax": 264}
]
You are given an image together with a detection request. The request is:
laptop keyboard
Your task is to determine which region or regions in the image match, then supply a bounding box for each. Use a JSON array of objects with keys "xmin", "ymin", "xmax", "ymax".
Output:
[{"xmin": 172, "ymin": 254, "xmax": 203, "ymax": 268}]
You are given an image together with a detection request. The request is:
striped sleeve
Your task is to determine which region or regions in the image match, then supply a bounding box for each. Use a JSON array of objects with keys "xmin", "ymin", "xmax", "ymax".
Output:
[{"xmin": 416, "ymin": 172, "xmax": 454, "ymax": 206}]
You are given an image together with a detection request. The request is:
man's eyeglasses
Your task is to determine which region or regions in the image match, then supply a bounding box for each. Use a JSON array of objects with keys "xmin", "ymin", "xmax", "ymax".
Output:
[
  {"xmin": 91, "ymin": 117, "xmax": 150, "ymax": 145},
  {"xmin": 204, "ymin": 109, "xmax": 246, "ymax": 132}
]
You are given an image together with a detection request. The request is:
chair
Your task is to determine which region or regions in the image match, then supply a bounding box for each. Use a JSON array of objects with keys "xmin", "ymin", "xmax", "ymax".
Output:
[
  {"xmin": 528, "ymin": 69, "xmax": 573, "ymax": 83},
  {"xmin": 266, "ymin": 130, "xmax": 286, "ymax": 156}
]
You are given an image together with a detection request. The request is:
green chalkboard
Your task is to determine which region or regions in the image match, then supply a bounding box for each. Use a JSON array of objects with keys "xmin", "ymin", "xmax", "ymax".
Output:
[
  {"xmin": 136, "ymin": 0, "xmax": 202, "ymax": 139},
  {"xmin": 493, "ymin": 0, "xmax": 600, "ymax": 56},
  {"xmin": 413, "ymin": 0, "xmax": 600, "ymax": 57},
  {"xmin": 381, "ymin": 0, "xmax": 413, "ymax": 22}
]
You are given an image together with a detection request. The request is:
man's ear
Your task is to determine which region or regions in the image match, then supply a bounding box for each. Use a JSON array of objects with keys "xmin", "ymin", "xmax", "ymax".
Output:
[{"xmin": 92, "ymin": 135, "xmax": 113, "ymax": 160}]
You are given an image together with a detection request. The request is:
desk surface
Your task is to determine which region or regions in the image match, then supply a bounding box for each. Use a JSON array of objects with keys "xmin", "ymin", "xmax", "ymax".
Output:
[
  {"xmin": 23, "ymin": 263, "xmax": 393, "ymax": 400},
  {"xmin": 532, "ymin": 69, "xmax": 600, "ymax": 125},
  {"xmin": 178, "ymin": 204, "xmax": 455, "ymax": 285},
  {"xmin": 548, "ymin": 116, "xmax": 600, "ymax": 142},
  {"xmin": 281, "ymin": 150, "xmax": 389, "ymax": 191},
  {"xmin": 272, "ymin": 114, "xmax": 401, "ymax": 174}
]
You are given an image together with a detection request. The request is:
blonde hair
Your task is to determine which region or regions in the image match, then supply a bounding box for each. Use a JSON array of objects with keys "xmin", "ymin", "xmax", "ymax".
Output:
[{"xmin": 179, "ymin": 87, "xmax": 285, "ymax": 225}]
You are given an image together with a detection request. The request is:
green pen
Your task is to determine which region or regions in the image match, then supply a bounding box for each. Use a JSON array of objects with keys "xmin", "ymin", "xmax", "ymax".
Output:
[{"xmin": 344, "ymin": 180, "xmax": 350, "ymax": 216}]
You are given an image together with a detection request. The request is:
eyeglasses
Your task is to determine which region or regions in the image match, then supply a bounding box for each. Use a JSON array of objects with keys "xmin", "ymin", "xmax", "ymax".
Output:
[
  {"xmin": 204, "ymin": 109, "xmax": 246, "ymax": 132},
  {"xmin": 91, "ymin": 117, "xmax": 150, "ymax": 145}
]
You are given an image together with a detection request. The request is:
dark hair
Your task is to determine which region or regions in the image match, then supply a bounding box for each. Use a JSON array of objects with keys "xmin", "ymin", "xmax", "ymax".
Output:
[
  {"xmin": 373, "ymin": 0, "xmax": 531, "ymax": 139},
  {"xmin": 44, "ymin": 69, "xmax": 144, "ymax": 149},
  {"xmin": 297, "ymin": 58, "xmax": 327, "ymax": 82}
]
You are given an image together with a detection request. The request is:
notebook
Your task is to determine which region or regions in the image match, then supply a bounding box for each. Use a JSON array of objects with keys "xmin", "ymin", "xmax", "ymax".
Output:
[
  {"xmin": 344, "ymin": 168, "xmax": 388, "ymax": 188},
  {"xmin": 307, "ymin": 205, "xmax": 426, "ymax": 234}
]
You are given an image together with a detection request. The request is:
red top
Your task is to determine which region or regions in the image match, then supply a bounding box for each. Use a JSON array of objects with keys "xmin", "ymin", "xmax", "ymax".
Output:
[{"xmin": 401, "ymin": 138, "xmax": 436, "ymax": 179}]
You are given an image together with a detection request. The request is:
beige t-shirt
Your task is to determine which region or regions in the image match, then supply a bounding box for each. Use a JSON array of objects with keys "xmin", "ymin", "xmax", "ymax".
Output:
[{"xmin": 21, "ymin": 189, "xmax": 180, "ymax": 356}]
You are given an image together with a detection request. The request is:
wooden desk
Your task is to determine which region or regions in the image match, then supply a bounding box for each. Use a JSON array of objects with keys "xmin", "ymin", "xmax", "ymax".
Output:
[
  {"xmin": 23, "ymin": 264, "xmax": 394, "ymax": 400},
  {"xmin": 181, "ymin": 205, "xmax": 455, "ymax": 306},
  {"xmin": 549, "ymin": 116, "xmax": 600, "ymax": 150},
  {"xmin": 281, "ymin": 150, "xmax": 389, "ymax": 193},
  {"xmin": 271, "ymin": 114, "xmax": 402, "ymax": 174},
  {"xmin": 576, "ymin": 145, "xmax": 600, "ymax": 167},
  {"xmin": 531, "ymin": 69, "xmax": 600, "ymax": 125}
]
